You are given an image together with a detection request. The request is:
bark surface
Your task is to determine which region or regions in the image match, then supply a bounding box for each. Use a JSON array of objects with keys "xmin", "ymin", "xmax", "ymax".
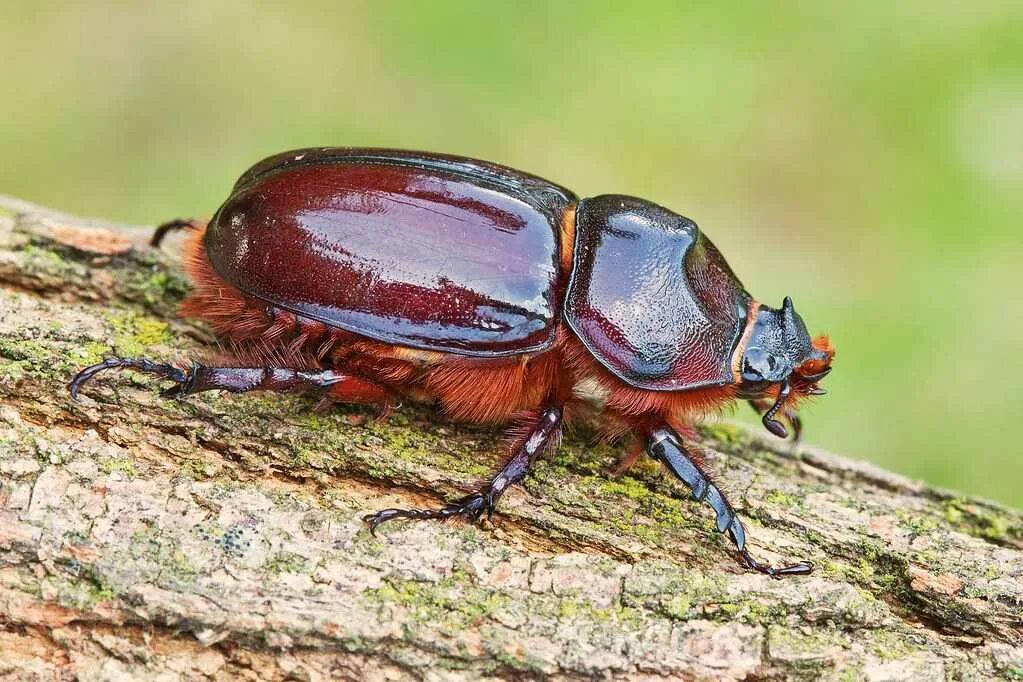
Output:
[{"xmin": 0, "ymin": 196, "xmax": 1021, "ymax": 681}]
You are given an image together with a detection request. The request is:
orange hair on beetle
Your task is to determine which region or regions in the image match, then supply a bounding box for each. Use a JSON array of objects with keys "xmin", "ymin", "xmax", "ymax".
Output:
[{"xmin": 797, "ymin": 335, "xmax": 835, "ymax": 378}]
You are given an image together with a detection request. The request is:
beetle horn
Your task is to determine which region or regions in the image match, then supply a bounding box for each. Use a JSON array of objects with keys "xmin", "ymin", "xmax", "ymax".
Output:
[{"xmin": 781, "ymin": 296, "xmax": 796, "ymax": 329}]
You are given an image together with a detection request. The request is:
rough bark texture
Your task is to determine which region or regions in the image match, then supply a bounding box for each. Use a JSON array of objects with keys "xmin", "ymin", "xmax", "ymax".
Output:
[{"xmin": 0, "ymin": 196, "xmax": 1021, "ymax": 681}]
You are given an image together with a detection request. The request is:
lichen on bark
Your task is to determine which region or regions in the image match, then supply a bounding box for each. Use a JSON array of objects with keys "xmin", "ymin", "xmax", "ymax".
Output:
[{"xmin": 1, "ymin": 196, "xmax": 1021, "ymax": 680}]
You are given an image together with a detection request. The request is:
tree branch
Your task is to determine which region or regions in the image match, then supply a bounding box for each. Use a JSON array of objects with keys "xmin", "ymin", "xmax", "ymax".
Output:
[{"xmin": 1, "ymin": 197, "xmax": 1021, "ymax": 680}]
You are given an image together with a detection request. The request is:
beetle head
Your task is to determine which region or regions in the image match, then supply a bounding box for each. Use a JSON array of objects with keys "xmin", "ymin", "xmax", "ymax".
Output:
[{"xmin": 739, "ymin": 297, "xmax": 834, "ymax": 436}]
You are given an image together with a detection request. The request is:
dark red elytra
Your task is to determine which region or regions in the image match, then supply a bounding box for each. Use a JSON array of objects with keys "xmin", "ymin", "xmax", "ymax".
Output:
[
  {"xmin": 70, "ymin": 148, "xmax": 834, "ymax": 577},
  {"xmin": 207, "ymin": 148, "xmax": 574, "ymax": 355}
]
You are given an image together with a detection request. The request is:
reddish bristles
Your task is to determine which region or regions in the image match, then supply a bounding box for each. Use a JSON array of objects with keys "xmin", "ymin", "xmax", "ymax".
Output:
[{"xmin": 796, "ymin": 334, "xmax": 835, "ymax": 379}]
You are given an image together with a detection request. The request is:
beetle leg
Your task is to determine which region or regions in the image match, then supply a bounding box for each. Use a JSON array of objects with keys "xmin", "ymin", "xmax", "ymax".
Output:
[
  {"xmin": 69, "ymin": 357, "xmax": 389, "ymax": 405},
  {"xmin": 748, "ymin": 399, "xmax": 802, "ymax": 442},
  {"xmin": 69, "ymin": 358, "xmax": 188, "ymax": 399},
  {"xmin": 150, "ymin": 218, "xmax": 203, "ymax": 248},
  {"xmin": 364, "ymin": 407, "xmax": 563, "ymax": 532},
  {"xmin": 646, "ymin": 427, "xmax": 813, "ymax": 578}
]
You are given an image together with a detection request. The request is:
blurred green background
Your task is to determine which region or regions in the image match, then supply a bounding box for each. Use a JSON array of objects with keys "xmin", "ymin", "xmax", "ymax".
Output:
[{"xmin": 2, "ymin": 2, "xmax": 1021, "ymax": 506}]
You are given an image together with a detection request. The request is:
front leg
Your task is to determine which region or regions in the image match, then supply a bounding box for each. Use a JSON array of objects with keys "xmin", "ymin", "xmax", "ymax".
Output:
[
  {"xmin": 646, "ymin": 427, "xmax": 812, "ymax": 578},
  {"xmin": 364, "ymin": 407, "xmax": 563, "ymax": 530}
]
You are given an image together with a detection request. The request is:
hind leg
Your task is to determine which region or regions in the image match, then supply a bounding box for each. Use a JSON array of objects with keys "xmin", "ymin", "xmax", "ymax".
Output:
[{"xmin": 69, "ymin": 357, "xmax": 390, "ymax": 407}]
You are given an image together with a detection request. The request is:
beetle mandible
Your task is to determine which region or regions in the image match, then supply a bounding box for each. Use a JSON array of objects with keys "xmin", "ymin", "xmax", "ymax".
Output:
[{"xmin": 70, "ymin": 148, "xmax": 834, "ymax": 577}]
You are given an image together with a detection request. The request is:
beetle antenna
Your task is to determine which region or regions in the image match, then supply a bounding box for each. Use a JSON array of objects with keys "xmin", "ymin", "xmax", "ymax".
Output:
[{"xmin": 762, "ymin": 380, "xmax": 791, "ymax": 438}]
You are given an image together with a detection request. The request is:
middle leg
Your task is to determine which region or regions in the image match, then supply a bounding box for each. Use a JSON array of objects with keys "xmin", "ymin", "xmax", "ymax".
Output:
[{"xmin": 364, "ymin": 407, "xmax": 563, "ymax": 530}]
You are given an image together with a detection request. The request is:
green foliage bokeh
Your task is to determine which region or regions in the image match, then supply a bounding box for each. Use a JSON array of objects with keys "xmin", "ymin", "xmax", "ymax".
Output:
[{"xmin": 2, "ymin": 2, "xmax": 1021, "ymax": 505}]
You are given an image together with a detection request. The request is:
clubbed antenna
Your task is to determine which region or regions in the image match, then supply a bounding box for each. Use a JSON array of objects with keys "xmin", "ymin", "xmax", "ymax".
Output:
[{"xmin": 762, "ymin": 379, "xmax": 792, "ymax": 438}]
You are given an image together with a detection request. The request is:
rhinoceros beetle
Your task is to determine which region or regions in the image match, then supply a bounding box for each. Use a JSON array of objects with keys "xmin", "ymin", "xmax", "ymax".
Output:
[{"xmin": 70, "ymin": 148, "xmax": 834, "ymax": 577}]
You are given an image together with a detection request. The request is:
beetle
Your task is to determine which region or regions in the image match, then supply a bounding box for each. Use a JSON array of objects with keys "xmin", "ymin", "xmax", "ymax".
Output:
[{"xmin": 70, "ymin": 148, "xmax": 834, "ymax": 577}]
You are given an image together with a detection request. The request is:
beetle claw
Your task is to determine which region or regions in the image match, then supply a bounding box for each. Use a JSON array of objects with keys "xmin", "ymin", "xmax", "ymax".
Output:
[
  {"xmin": 69, "ymin": 357, "xmax": 190, "ymax": 400},
  {"xmin": 362, "ymin": 491, "xmax": 496, "ymax": 532},
  {"xmin": 728, "ymin": 520, "xmax": 813, "ymax": 577},
  {"xmin": 160, "ymin": 384, "xmax": 187, "ymax": 399},
  {"xmin": 737, "ymin": 547, "xmax": 814, "ymax": 578}
]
